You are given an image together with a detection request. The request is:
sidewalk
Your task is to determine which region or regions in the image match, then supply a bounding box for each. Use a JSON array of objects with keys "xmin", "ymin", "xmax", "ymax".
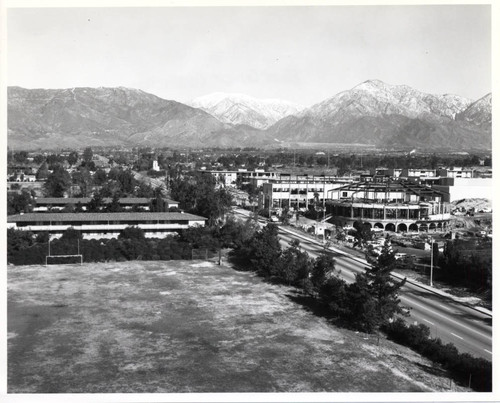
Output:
[{"xmin": 279, "ymin": 225, "xmax": 492, "ymax": 317}]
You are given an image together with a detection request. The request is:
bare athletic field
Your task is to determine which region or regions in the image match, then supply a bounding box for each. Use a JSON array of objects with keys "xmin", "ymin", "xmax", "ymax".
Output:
[{"xmin": 7, "ymin": 260, "xmax": 466, "ymax": 393}]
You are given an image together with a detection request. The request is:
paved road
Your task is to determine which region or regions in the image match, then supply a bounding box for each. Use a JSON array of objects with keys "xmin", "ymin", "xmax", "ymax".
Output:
[{"xmin": 233, "ymin": 208, "xmax": 492, "ymax": 361}]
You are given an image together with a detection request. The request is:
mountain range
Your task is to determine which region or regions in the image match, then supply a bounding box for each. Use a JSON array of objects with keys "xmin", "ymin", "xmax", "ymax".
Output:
[{"xmin": 7, "ymin": 80, "xmax": 492, "ymax": 150}]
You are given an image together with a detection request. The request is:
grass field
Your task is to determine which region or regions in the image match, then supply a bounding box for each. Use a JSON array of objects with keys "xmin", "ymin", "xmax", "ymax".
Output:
[{"xmin": 7, "ymin": 260, "xmax": 467, "ymax": 393}]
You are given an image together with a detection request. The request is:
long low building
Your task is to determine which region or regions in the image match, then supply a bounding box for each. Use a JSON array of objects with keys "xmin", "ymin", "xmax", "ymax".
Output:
[{"xmin": 7, "ymin": 212, "xmax": 206, "ymax": 239}]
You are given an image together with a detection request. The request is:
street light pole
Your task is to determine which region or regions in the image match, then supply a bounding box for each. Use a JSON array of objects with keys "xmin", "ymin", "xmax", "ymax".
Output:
[{"xmin": 429, "ymin": 237, "xmax": 434, "ymax": 287}]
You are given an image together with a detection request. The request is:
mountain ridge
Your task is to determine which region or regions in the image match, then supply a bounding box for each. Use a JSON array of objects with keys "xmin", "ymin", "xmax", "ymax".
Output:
[
  {"xmin": 7, "ymin": 81, "xmax": 492, "ymax": 150},
  {"xmin": 269, "ymin": 80, "xmax": 490, "ymax": 150}
]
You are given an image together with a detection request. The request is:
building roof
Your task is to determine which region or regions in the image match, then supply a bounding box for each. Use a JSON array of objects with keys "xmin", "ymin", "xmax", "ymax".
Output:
[
  {"xmin": 334, "ymin": 180, "xmax": 445, "ymax": 193},
  {"xmin": 8, "ymin": 212, "xmax": 207, "ymax": 223}
]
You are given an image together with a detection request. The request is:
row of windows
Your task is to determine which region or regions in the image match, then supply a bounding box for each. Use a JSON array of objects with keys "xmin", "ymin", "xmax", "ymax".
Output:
[
  {"xmin": 272, "ymin": 188, "xmax": 326, "ymax": 193},
  {"xmin": 40, "ymin": 228, "xmax": 177, "ymax": 235},
  {"xmin": 15, "ymin": 220, "xmax": 190, "ymax": 227}
]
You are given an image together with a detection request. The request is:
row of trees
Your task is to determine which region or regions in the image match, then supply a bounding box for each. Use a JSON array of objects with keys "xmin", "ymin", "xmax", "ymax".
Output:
[
  {"xmin": 41, "ymin": 164, "xmax": 139, "ymax": 198},
  {"xmin": 385, "ymin": 318, "xmax": 492, "ymax": 391},
  {"xmin": 232, "ymin": 224, "xmax": 407, "ymax": 333},
  {"xmin": 8, "ymin": 186, "xmax": 172, "ymax": 215},
  {"xmin": 213, "ymin": 151, "xmax": 490, "ymax": 173},
  {"xmin": 7, "ymin": 216, "xmax": 259, "ymax": 266}
]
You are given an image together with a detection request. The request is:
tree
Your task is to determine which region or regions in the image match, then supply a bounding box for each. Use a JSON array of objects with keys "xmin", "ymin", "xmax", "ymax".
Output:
[
  {"xmin": 170, "ymin": 172, "xmax": 233, "ymax": 225},
  {"xmin": 93, "ymin": 168, "xmax": 107, "ymax": 186},
  {"xmin": 83, "ymin": 147, "xmax": 93, "ymax": 163},
  {"xmin": 106, "ymin": 193, "xmax": 123, "ymax": 212},
  {"xmin": 240, "ymin": 224, "xmax": 282, "ymax": 277},
  {"xmin": 149, "ymin": 187, "xmax": 166, "ymax": 212},
  {"xmin": 278, "ymin": 240, "xmax": 313, "ymax": 286},
  {"xmin": 67, "ymin": 151, "xmax": 79, "ymax": 166},
  {"xmin": 33, "ymin": 154, "xmax": 45, "ymax": 164},
  {"xmin": 345, "ymin": 274, "xmax": 379, "ymax": 332},
  {"xmin": 108, "ymin": 167, "xmax": 136, "ymax": 195},
  {"xmin": 7, "ymin": 228, "xmax": 34, "ymax": 263},
  {"xmin": 46, "ymin": 154, "xmax": 65, "ymax": 170},
  {"xmin": 118, "ymin": 226, "xmax": 148, "ymax": 260},
  {"xmin": 8, "ymin": 189, "xmax": 34, "ymax": 215},
  {"xmin": 352, "ymin": 240, "xmax": 407, "ymax": 332},
  {"xmin": 14, "ymin": 151, "xmax": 28, "ymax": 164},
  {"xmin": 353, "ymin": 221, "xmax": 373, "ymax": 248},
  {"xmin": 310, "ymin": 250, "xmax": 338, "ymax": 294},
  {"xmin": 87, "ymin": 192, "xmax": 104, "ymax": 212},
  {"xmin": 280, "ymin": 206, "xmax": 290, "ymax": 225},
  {"xmin": 43, "ymin": 166, "xmax": 72, "ymax": 197},
  {"xmin": 36, "ymin": 162, "xmax": 50, "ymax": 181},
  {"xmin": 218, "ymin": 216, "xmax": 259, "ymax": 249},
  {"xmin": 119, "ymin": 226, "xmax": 146, "ymax": 241},
  {"xmin": 72, "ymin": 167, "xmax": 92, "ymax": 197}
]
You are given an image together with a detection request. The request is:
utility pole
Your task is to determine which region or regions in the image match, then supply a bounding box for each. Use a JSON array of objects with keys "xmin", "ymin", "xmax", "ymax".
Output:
[{"xmin": 429, "ymin": 237, "xmax": 434, "ymax": 287}]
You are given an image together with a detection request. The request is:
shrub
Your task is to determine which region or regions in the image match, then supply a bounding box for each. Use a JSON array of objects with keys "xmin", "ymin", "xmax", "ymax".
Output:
[{"xmin": 384, "ymin": 318, "xmax": 492, "ymax": 391}]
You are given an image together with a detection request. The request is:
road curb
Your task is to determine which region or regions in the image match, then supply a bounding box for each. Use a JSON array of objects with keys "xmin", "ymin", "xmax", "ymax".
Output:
[{"xmin": 279, "ymin": 225, "xmax": 492, "ymax": 318}]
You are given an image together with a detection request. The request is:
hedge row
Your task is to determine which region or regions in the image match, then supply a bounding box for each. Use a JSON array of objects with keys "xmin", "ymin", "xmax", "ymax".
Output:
[{"xmin": 384, "ymin": 318, "xmax": 492, "ymax": 391}]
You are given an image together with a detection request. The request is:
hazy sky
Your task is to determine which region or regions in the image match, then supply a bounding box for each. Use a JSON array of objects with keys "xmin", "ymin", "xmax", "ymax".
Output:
[{"xmin": 7, "ymin": 5, "xmax": 491, "ymax": 106}]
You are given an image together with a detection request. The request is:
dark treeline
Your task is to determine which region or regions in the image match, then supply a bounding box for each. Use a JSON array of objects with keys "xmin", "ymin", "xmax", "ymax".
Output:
[
  {"xmin": 211, "ymin": 151, "xmax": 490, "ymax": 174},
  {"xmin": 7, "ymin": 216, "xmax": 259, "ymax": 266},
  {"xmin": 384, "ymin": 319, "xmax": 491, "ymax": 391}
]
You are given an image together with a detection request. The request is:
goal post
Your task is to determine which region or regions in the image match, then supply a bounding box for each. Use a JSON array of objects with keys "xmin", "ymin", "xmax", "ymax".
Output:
[
  {"xmin": 191, "ymin": 248, "xmax": 209, "ymax": 260},
  {"xmin": 191, "ymin": 248, "xmax": 222, "ymax": 264},
  {"xmin": 45, "ymin": 237, "xmax": 83, "ymax": 266}
]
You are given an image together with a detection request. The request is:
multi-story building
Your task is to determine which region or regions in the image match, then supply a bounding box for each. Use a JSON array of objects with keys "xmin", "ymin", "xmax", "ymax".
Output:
[
  {"xmin": 326, "ymin": 181, "xmax": 451, "ymax": 233},
  {"xmin": 437, "ymin": 167, "xmax": 474, "ymax": 178},
  {"xmin": 7, "ymin": 212, "xmax": 206, "ymax": 239},
  {"xmin": 262, "ymin": 175, "xmax": 350, "ymax": 211},
  {"xmin": 201, "ymin": 169, "xmax": 280, "ymax": 188},
  {"xmin": 201, "ymin": 170, "xmax": 244, "ymax": 187}
]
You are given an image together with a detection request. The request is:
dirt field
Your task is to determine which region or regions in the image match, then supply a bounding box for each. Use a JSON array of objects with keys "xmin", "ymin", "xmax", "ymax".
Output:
[{"xmin": 7, "ymin": 260, "xmax": 468, "ymax": 393}]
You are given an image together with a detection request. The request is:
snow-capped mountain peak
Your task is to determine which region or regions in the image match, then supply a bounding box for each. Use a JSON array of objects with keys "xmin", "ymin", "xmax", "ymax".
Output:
[
  {"xmin": 303, "ymin": 79, "xmax": 472, "ymax": 121},
  {"xmin": 189, "ymin": 92, "xmax": 305, "ymax": 129}
]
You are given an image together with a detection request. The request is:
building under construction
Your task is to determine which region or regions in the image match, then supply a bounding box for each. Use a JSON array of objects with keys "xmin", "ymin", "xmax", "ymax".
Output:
[{"xmin": 326, "ymin": 181, "xmax": 450, "ymax": 232}]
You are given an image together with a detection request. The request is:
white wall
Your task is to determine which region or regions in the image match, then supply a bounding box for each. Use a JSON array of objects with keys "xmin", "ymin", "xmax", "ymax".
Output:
[{"xmin": 448, "ymin": 178, "xmax": 493, "ymax": 201}]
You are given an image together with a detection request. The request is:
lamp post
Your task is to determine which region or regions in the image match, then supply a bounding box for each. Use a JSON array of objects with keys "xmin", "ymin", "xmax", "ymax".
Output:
[{"xmin": 429, "ymin": 237, "xmax": 434, "ymax": 287}]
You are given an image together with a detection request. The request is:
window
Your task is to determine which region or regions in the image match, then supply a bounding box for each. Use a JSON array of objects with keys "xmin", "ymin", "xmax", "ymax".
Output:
[{"xmin": 342, "ymin": 192, "xmax": 348, "ymax": 198}]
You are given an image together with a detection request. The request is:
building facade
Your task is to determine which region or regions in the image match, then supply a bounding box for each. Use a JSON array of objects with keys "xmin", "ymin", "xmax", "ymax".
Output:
[
  {"xmin": 262, "ymin": 175, "xmax": 350, "ymax": 211},
  {"xmin": 7, "ymin": 212, "xmax": 205, "ymax": 239},
  {"xmin": 326, "ymin": 181, "xmax": 451, "ymax": 233}
]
